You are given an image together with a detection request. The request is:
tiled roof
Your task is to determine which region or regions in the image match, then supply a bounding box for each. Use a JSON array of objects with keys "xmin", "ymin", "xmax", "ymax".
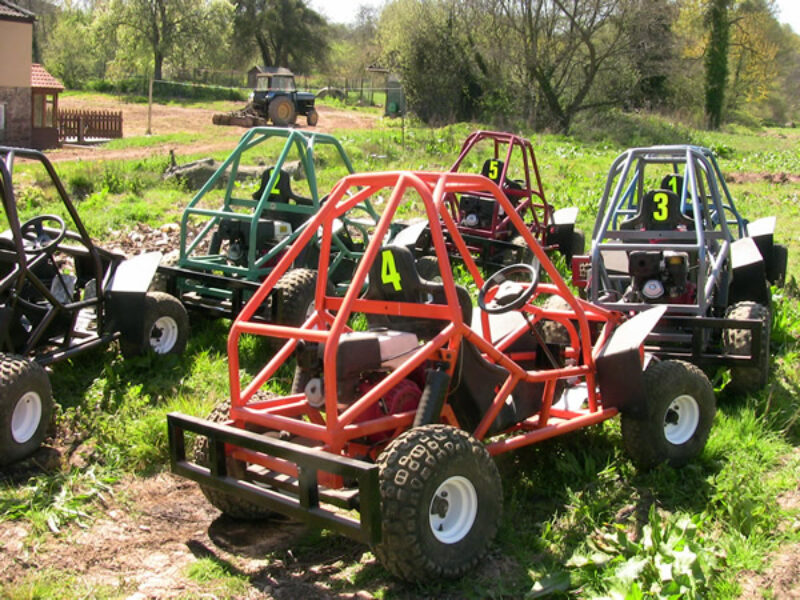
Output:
[
  {"xmin": 31, "ymin": 64, "xmax": 64, "ymax": 90},
  {"xmin": 0, "ymin": 0, "xmax": 35, "ymax": 22}
]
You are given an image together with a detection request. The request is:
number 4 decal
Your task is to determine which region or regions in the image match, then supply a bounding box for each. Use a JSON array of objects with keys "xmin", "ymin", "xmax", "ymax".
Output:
[{"xmin": 381, "ymin": 249, "xmax": 403, "ymax": 291}]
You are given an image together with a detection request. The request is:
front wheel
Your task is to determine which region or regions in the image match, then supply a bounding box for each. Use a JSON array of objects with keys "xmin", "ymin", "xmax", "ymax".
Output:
[
  {"xmin": 621, "ymin": 360, "xmax": 715, "ymax": 469},
  {"xmin": 121, "ymin": 292, "xmax": 189, "ymax": 357},
  {"xmin": 373, "ymin": 424, "xmax": 502, "ymax": 581},
  {"xmin": 306, "ymin": 108, "xmax": 319, "ymax": 127},
  {"xmin": 0, "ymin": 354, "xmax": 54, "ymax": 466}
]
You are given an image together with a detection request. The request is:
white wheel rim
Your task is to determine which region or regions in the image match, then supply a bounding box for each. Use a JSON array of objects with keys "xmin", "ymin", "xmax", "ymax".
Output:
[
  {"xmin": 11, "ymin": 391, "xmax": 42, "ymax": 444},
  {"xmin": 429, "ymin": 475, "xmax": 478, "ymax": 544},
  {"xmin": 663, "ymin": 394, "xmax": 700, "ymax": 445},
  {"xmin": 149, "ymin": 316, "xmax": 179, "ymax": 353}
]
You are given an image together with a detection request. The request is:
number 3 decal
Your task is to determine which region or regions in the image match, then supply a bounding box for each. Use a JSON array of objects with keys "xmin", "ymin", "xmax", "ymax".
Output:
[
  {"xmin": 652, "ymin": 192, "xmax": 669, "ymax": 222},
  {"xmin": 381, "ymin": 249, "xmax": 403, "ymax": 291}
]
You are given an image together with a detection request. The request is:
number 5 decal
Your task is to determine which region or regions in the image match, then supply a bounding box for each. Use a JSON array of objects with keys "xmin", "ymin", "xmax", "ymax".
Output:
[
  {"xmin": 487, "ymin": 160, "xmax": 499, "ymax": 181},
  {"xmin": 381, "ymin": 249, "xmax": 403, "ymax": 291},
  {"xmin": 652, "ymin": 192, "xmax": 669, "ymax": 222}
]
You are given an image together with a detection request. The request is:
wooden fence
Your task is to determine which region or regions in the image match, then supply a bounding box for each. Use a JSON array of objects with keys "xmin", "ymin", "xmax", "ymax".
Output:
[{"xmin": 58, "ymin": 110, "xmax": 123, "ymax": 142}]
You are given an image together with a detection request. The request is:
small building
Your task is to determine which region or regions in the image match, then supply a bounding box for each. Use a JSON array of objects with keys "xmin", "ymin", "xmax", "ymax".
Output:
[{"xmin": 0, "ymin": 1, "xmax": 63, "ymax": 149}]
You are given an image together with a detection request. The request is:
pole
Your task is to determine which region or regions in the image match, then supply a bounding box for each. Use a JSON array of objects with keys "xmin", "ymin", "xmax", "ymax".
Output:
[{"xmin": 146, "ymin": 77, "xmax": 153, "ymax": 135}]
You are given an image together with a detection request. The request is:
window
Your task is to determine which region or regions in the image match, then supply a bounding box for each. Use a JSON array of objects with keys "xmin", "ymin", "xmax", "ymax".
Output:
[{"xmin": 32, "ymin": 94, "xmax": 56, "ymax": 128}]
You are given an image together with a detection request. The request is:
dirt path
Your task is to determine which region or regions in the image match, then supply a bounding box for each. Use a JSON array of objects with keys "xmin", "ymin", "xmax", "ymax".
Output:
[{"xmin": 47, "ymin": 94, "xmax": 379, "ymax": 163}]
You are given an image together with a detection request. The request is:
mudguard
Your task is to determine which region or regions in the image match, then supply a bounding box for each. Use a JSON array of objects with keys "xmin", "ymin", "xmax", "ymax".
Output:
[
  {"xmin": 596, "ymin": 305, "xmax": 667, "ymax": 416},
  {"xmin": 729, "ymin": 237, "xmax": 769, "ymax": 305},
  {"xmin": 546, "ymin": 206, "xmax": 578, "ymax": 254},
  {"xmin": 107, "ymin": 251, "xmax": 162, "ymax": 340}
]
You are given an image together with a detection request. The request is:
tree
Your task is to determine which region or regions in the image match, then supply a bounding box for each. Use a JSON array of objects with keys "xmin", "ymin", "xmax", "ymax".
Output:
[
  {"xmin": 495, "ymin": 0, "xmax": 640, "ymax": 132},
  {"xmin": 233, "ymin": 0, "xmax": 328, "ymax": 72},
  {"xmin": 705, "ymin": 0, "xmax": 731, "ymax": 129},
  {"xmin": 108, "ymin": 0, "xmax": 210, "ymax": 80},
  {"xmin": 42, "ymin": 10, "xmax": 96, "ymax": 88}
]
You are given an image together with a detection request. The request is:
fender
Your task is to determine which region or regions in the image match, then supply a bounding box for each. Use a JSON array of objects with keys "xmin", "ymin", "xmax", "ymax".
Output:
[
  {"xmin": 106, "ymin": 251, "xmax": 162, "ymax": 340},
  {"xmin": 596, "ymin": 305, "xmax": 667, "ymax": 416}
]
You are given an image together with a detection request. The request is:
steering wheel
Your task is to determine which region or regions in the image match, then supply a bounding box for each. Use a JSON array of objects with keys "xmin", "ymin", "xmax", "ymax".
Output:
[
  {"xmin": 478, "ymin": 263, "xmax": 539, "ymax": 314},
  {"xmin": 19, "ymin": 214, "xmax": 67, "ymax": 254}
]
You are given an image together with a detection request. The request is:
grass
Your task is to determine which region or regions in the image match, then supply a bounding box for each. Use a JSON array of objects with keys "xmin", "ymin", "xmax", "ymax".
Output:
[{"xmin": 2, "ymin": 108, "xmax": 800, "ymax": 598}]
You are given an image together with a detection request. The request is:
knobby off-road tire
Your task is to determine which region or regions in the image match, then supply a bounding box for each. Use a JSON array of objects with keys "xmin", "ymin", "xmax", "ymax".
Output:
[
  {"xmin": 723, "ymin": 301, "xmax": 771, "ymax": 395},
  {"xmin": 269, "ymin": 97, "xmax": 296, "ymax": 126},
  {"xmin": 416, "ymin": 255, "xmax": 441, "ymax": 282},
  {"xmin": 274, "ymin": 268, "xmax": 318, "ymax": 328},
  {"xmin": 539, "ymin": 295, "xmax": 571, "ymax": 345},
  {"xmin": 121, "ymin": 292, "xmax": 190, "ymax": 358},
  {"xmin": 568, "ymin": 229, "xmax": 585, "ymax": 260},
  {"xmin": 0, "ymin": 354, "xmax": 54, "ymax": 466},
  {"xmin": 373, "ymin": 424, "xmax": 502, "ymax": 581},
  {"xmin": 621, "ymin": 360, "xmax": 715, "ymax": 469},
  {"xmin": 192, "ymin": 400, "xmax": 276, "ymax": 519},
  {"xmin": 768, "ymin": 244, "xmax": 788, "ymax": 287}
]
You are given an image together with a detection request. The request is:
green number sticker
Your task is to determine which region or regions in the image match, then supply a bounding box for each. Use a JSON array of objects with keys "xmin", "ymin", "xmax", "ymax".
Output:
[
  {"xmin": 668, "ymin": 175, "xmax": 679, "ymax": 195},
  {"xmin": 380, "ymin": 249, "xmax": 403, "ymax": 291},
  {"xmin": 487, "ymin": 160, "xmax": 500, "ymax": 181},
  {"xmin": 652, "ymin": 191, "xmax": 669, "ymax": 222},
  {"xmin": 270, "ymin": 178, "xmax": 281, "ymax": 196}
]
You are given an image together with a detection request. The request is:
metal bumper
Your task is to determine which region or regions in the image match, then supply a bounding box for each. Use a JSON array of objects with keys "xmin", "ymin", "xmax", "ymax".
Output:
[
  {"xmin": 645, "ymin": 314, "xmax": 764, "ymax": 367},
  {"xmin": 167, "ymin": 413, "xmax": 381, "ymax": 545}
]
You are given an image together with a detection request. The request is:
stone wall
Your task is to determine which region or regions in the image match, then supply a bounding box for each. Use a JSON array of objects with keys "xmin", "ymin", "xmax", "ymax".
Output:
[{"xmin": 0, "ymin": 87, "xmax": 31, "ymax": 147}]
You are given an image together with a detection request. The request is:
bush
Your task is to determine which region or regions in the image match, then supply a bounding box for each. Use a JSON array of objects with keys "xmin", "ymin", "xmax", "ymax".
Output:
[{"xmin": 571, "ymin": 109, "xmax": 695, "ymax": 147}]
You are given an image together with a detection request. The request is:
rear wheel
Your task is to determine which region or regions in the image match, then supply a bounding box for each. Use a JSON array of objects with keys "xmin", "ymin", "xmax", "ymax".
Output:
[
  {"xmin": 193, "ymin": 401, "xmax": 276, "ymax": 519},
  {"xmin": 273, "ymin": 268, "xmax": 318, "ymax": 328},
  {"xmin": 121, "ymin": 292, "xmax": 189, "ymax": 357},
  {"xmin": 568, "ymin": 229, "xmax": 585, "ymax": 260},
  {"xmin": 0, "ymin": 355, "xmax": 53, "ymax": 466},
  {"xmin": 621, "ymin": 360, "xmax": 715, "ymax": 469},
  {"xmin": 723, "ymin": 301, "xmax": 771, "ymax": 395},
  {"xmin": 373, "ymin": 424, "xmax": 502, "ymax": 581},
  {"xmin": 268, "ymin": 97, "xmax": 296, "ymax": 126},
  {"xmin": 768, "ymin": 244, "xmax": 788, "ymax": 287}
]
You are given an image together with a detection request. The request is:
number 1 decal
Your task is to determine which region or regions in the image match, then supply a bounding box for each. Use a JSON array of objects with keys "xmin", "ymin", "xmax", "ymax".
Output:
[
  {"xmin": 652, "ymin": 192, "xmax": 669, "ymax": 221},
  {"xmin": 381, "ymin": 249, "xmax": 403, "ymax": 291}
]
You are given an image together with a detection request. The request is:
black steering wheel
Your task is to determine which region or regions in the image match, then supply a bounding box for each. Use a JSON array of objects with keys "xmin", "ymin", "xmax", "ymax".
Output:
[
  {"xmin": 478, "ymin": 263, "xmax": 539, "ymax": 314},
  {"xmin": 19, "ymin": 214, "xmax": 67, "ymax": 254}
]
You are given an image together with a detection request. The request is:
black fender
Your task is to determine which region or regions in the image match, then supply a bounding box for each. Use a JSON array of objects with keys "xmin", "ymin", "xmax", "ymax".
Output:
[
  {"xmin": 729, "ymin": 236, "xmax": 769, "ymax": 305},
  {"xmin": 106, "ymin": 251, "xmax": 162, "ymax": 340},
  {"xmin": 596, "ymin": 305, "xmax": 667, "ymax": 417}
]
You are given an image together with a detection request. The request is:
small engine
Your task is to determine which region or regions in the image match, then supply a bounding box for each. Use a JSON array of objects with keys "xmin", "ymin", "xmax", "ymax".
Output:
[
  {"xmin": 209, "ymin": 218, "xmax": 292, "ymax": 266},
  {"xmin": 295, "ymin": 328, "xmax": 423, "ymax": 410},
  {"xmin": 459, "ymin": 195, "xmax": 496, "ymax": 230},
  {"xmin": 624, "ymin": 250, "xmax": 694, "ymax": 304}
]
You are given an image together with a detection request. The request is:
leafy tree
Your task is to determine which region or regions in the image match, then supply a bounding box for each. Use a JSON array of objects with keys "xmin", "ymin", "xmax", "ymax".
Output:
[
  {"xmin": 108, "ymin": 0, "xmax": 211, "ymax": 80},
  {"xmin": 232, "ymin": 0, "xmax": 328, "ymax": 72},
  {"xmin": 705, "ymin": 0, "xmax": 731, "ymax": 129},
  {"xmin": 42, "ymin": 10, "xmax": 95, "ymax": 88}
]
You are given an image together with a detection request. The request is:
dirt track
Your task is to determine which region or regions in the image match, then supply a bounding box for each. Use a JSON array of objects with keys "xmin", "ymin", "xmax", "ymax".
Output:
[{"xmin": 48, "ymin": 95, "xmax": 379, "ymax": 163}]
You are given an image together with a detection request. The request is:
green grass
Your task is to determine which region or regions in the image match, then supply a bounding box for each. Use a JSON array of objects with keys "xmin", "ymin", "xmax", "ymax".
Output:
[{"xmin": 2, "ymin": 110, "xmax": 800, "ymax": 598}]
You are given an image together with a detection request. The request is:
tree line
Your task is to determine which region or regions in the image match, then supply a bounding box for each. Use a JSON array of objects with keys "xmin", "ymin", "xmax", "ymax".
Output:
[{"xmin": 18, "ymin": 0, "xmax": 800, "ymax": 131}]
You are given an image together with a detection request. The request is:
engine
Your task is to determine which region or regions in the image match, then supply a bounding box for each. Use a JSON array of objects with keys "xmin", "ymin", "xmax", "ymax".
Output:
[
  {"xmin": 459, "ymin": 195, "xmax": 496, "ymax": 230},
  {"xmin": 623, "ymin": 250, "xmax": 695, "ymax": 304},
  {"xmin": 208, "ymin": 218, "xmax": 292, "ymax": 266},
  {"xmin": 294, "ymin": 329, "xmax": 424, "ymax": 440}
]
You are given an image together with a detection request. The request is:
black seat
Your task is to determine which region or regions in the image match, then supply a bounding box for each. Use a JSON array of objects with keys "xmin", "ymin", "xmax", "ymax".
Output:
[
  {"xmin": 254, "ymin": 167, "xmax": 314, "ymax": 230},
  {"xmin": 620, "ymin": 189, "xmax": 694, "ymax": 232},
  {"xmin": 364, "ymin": 245, "xmax": 472, "ymax": 339}
]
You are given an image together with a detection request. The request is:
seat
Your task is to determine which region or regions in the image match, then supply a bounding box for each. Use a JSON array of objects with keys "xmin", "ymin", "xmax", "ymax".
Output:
[
  {"xmin": 620, "ymin": 189, "xmax": 694, "ymax": 232},
  {"xmin": 364, "ymin": 245, "xmax": 472, "ymax": 339},
  {"xmin": 254, "ymin": 167, "xmax": 314, "ymax": 230}
]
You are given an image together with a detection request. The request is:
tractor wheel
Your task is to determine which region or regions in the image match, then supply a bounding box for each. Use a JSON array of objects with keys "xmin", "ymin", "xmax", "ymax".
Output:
[
  {"xmin": 121, "ymin": 292, "xmax": 189, "ymax": 357},
  {"xmin": 193, "ymin": 401, "xmax": 276, "ymax": 519},
  {"xmin": 621, "ymin": 360, "xmax": 715, "ymax": 469},
  {"xmin": 273, "ymin": 268, "xmax": 318, "ymax": 328},
  {"xmin": 723, "ymin": 301, "xmax": 771, "ymax": 395},
  {"xmin": 373, "ymin": 424, "xmax": 502, "ymax": 581},
  {"xmin": 539, "ymin": 296, "xmax": 571, "ymax": 345},
  {"xmin": 416, "ymin": 255, "xmax": 441, "ymax": 282},
  {"xmin": 0, "ymin": 354, "xmax": 53, "ymax": 466},
  {"xmin": 306, "ymin": 109, "xmax": 319, "ymax": 127},
  {"xmin": 268, "ymin": 97, "xmax": 296, "ymax": 127}
]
